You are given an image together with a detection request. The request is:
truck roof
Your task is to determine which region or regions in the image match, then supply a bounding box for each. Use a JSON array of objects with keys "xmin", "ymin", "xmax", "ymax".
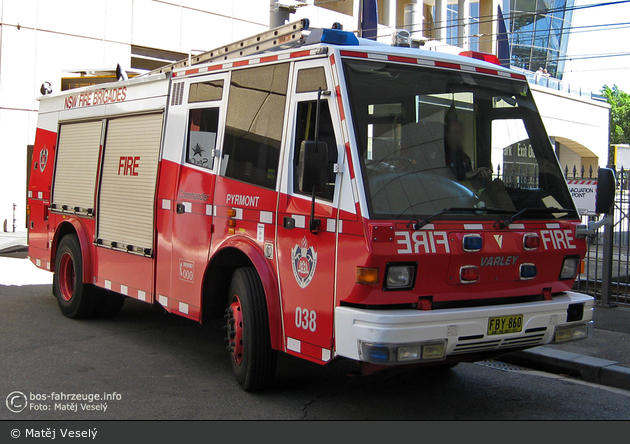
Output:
[
  {"xmin": 39, "ymin": 29, "xmax": 524, "ymax": 103},
  {"xmin": 170, "ymin": 38, "xmax": 524, "ymax": 82}
]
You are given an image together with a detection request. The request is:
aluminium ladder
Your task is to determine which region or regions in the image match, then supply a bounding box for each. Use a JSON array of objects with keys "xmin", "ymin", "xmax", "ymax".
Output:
[{"xmin": 146, "ymin": 18, "xmax": 310, "ymax": 76}]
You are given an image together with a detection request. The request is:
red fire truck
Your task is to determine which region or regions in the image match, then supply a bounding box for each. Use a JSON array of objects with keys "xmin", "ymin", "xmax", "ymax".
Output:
[{"xmin": 27, "ymin": 20, "xmax": 614, "ymax": 390}]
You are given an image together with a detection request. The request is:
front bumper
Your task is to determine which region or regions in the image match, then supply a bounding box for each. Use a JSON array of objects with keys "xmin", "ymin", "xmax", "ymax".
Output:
[{"xmin": 334, "ymin": 291, "xmax": 593, "ymax": 363}]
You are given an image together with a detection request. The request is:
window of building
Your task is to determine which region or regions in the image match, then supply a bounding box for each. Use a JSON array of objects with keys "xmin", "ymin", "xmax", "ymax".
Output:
[
  {"xmin": 187, "ymin": 108, "xmax": 219, "ymax": 170},
  {"xmin": 293, "ymin": 101, "xmax": 338, "ymax": 201},
  {"xmin": 221, "ymin": 63, "xmax": 290, "ymax": 189},
  {"xmin": 131, "ymin": 45, "xmax": 188, "ymax": 71}
]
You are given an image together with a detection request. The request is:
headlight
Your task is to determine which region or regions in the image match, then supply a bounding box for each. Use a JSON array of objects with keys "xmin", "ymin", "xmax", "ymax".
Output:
[
  {"xmin": 559, "ymin": 256, "xmax": 580, "ymax": 280},
  {"xmin": 359, "ymin": 340, "xmax": 447, "ymax": 364},
  {"xmin": 384, "ymin": 263, "xmax": 416, "ymax": 290},
  {"xmin": 554, "ymin": 323, "xmax": 591, "ymax": 343}
]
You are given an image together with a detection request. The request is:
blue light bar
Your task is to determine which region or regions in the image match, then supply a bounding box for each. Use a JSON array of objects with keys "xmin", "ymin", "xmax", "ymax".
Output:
[
  {"xmin": 305, "ymin": 28, "xmax": 360, "ymax": 46},
  {"xmin": 367, "ymin": 346, "xmax": 390, "ymax": 363},
  {"xmin": 462, "ymin": 234, "xmax": 483, "ymax": 252}
]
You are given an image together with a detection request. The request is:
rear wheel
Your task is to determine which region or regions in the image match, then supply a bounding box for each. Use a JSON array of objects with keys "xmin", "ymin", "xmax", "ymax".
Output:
[
  {"xmin": 53, "ymin": 235, "xmax": 97, "ymax": 319},
  {"xmin": 225, "ymin": 267, "xmax": 277, "ymax": 391}
]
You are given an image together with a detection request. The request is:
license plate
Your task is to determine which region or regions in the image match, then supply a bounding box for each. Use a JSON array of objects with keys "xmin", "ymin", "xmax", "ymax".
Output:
[{"xmin": 487, "ymin": 315, "xmax": 523, "ymax": 335}]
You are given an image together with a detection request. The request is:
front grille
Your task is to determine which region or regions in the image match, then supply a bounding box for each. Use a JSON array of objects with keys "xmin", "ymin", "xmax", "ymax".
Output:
[{"xmin": 452, "ymin": 333, "xmax": 545, "ymax": 355}]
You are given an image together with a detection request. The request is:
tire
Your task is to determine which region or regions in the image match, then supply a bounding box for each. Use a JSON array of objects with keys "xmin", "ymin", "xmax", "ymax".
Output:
[
  {"xmin": 225, "ymin": 267, "xmax": 277, "ymax": 391},
  {"xmin": 53, "ymin": 235, "xmax": 98, "ymax": 319},
  {"xmin": 93, "ymin": 288, "xmax": 125, "ymax": 318}
]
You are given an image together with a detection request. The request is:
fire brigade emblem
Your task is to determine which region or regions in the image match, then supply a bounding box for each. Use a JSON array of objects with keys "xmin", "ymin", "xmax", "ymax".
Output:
[
  {"xmin": 291, "ymin": 237, "xmax": 317, "ymax": 288},
  {"xmin": 39, "ymin": 146, "xmax": 48, "ymax": 172}
]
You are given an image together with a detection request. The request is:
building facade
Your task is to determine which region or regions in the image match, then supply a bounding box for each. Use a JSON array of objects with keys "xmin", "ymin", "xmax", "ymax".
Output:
[
  {"xmin": 0, "ymin": 0, "xmax": 608, "ymax": 230},
  {"xmin": 0, "ymin": 0, "xmax": 355, "ymax": 230},
  {"xmin": 506, "ymin": 0, "xmax": 574, "ymax": 79}
]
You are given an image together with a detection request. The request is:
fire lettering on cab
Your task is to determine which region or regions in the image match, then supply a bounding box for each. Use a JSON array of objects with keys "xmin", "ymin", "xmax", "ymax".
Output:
[
  {"xmin": 395, "ymin": 231, "xmax": 450, "ymax": 254},
  {"xmin": 540, "ymin": 229, "xmax": 577, "ymax": 250}
]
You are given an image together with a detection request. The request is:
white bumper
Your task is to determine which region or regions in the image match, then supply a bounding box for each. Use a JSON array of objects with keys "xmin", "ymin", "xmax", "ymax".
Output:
[{"xmin": 334, "ymin": 291, "xmax": 593, "ymax": 362}]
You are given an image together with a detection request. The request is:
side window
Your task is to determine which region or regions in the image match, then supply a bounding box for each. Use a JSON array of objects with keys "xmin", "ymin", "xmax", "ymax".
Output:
[
  {"xmin": 221, "ymin": 63, "xmax": 290, "ymax": 189},
  {"xmin": 296, "ymin": 67, "xmax": 327, "ymax": 93},
  {"xmin": 187, "ymin": 108, "xmax": 219, "ymax": 170},
  {"xmin": 188, "ymin": 80, "xmax": 223, "ymax": 103},
  {"xmin": 293, "ymin": 101, "xmax": 338, "ymax": 201}
]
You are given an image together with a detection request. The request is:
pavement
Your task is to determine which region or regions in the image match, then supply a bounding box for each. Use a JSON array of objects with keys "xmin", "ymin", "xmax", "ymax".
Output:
[
  {"xmin": 1, "ymin": 231, "xmax": 629, "ymax": 392},
  {"xmin": 503, "ymin": 305, "xmax": 630, "ymax": 391},
  {"xmin": 0, "ymin": 230, "xmax": 28, "ymax": 258}
]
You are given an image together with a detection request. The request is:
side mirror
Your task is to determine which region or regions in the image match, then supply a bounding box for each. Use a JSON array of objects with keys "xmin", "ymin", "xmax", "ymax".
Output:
[
  {"xmin": 596, "ymin": 167, "xmax": 616, "ymax": 214},
  {"xmin": 297, "ymin": 140, "xmax": 328, "ymax": 195}
]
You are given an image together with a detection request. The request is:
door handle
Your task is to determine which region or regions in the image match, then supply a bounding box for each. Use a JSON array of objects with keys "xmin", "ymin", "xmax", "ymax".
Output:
[{"xmin": 283, "ymin": 216, "xmax": 295, "ymax": 229}]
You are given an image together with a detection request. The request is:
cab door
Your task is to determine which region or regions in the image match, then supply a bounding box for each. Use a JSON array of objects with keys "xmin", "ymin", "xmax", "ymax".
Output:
[
  {"xmin": 276, "ymin": 61, "xmax": 342, "ymax": 363},
  {"xmin": 156, "ymin": 74, "xmax": 227, "ymax": 320}
]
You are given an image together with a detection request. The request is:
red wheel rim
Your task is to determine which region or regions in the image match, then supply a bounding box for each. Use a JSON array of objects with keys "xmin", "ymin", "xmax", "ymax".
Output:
[
  {"xmin": 58, "ymin": 252, "xmax": 75, "ymax": 302},
  {"xmin": 227, "ymin": 295, "xmax": 244, "ymax": 365}
]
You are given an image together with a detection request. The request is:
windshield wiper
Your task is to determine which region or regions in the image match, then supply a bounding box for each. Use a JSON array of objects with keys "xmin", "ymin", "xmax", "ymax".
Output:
[
  {"xmin": 407, "ymin": 207, "xmax": 513, "ymax": 230},
  {"xmin": 494, "ymin": 207, "xmax": 578, "ymax": 229}
]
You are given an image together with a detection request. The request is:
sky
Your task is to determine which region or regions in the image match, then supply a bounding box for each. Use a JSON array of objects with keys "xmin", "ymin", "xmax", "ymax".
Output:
[{"xmin": 562, "ymin": 0, "xmax": 630, "ymax": 94}]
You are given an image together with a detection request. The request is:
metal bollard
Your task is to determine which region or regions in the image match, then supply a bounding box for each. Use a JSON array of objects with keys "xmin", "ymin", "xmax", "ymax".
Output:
[{"xmin": 600, "ymin": 206, "xmax": 617, "ymax": 307}]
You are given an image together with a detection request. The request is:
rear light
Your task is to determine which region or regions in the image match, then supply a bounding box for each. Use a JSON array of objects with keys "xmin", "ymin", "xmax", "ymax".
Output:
[
  {"xmin": 559, "ymin": 256, "xmax": 580, "ymax": 280},
  {"xmin": 356, "ymin": 267, "xmax": 379, "ymax": 285},
  {"xmin": 460, "ymin": 265, "xmax": 478, "ymax": 283},
  {"xmin": 519, "ymin": 263, "xmax": 537, "ymax": 280},
  {"xmin": 523, "ymin": 233, "xmax": 540, "ymax": 250},
  {"xmin": 462, "ymin": 234, "xmax": 483, "ymax": 252},
  {"xmin": 384, "ymin": 263, "xmax": 416, "ymax": 290},
  {"xmin": 459, "ymin": 50, "xmax": 501, "ymax": 66}
]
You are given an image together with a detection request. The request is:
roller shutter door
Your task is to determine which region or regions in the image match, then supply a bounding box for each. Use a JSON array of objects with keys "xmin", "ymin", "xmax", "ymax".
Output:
[
  {"xmin": 52, "ymin": 120, "xmax": 103, "ymax": 215},
  {"xmin": 97, "ymin": 113, "xmax": 163, "ymax": 254}
]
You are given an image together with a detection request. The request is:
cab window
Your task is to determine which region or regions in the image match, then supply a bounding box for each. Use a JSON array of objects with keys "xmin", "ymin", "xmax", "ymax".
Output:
[{"xmin": 293, "ymin": 101, "xmax": 338, "ymax": 201}]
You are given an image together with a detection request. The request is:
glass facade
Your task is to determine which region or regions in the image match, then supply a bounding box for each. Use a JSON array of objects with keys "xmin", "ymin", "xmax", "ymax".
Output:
[
  {"xmin": 442, "ymin": 2, "xmax": 481, "ymax": 51},
  {"xmin": 508, "ymin": 0, "xmax": 574, "ymax": 79}
]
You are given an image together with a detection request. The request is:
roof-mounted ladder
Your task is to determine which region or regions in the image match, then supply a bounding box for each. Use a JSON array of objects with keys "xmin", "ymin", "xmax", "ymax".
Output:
[{"xmin": 147, "ymin": 18, "xmax": 310, "ymax": 76}]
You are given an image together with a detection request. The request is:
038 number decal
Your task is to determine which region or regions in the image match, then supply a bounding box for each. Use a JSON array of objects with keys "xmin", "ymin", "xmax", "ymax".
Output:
[{"xmin": 295, "ymin": 307, "xmax": 316, "ymax": 332}]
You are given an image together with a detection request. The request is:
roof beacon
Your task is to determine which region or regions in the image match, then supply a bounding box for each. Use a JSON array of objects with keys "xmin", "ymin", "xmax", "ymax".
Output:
[
  {"xmin": 305, "ymin": 28, "xmax": 359, "ymax": 46},
  {"xmin": 392, "ymin": 29, "xmax": 412, "ymax": 47},
  {"xmin": 459, "ymin": 50, "xmax": 501, "ymax": 66}
]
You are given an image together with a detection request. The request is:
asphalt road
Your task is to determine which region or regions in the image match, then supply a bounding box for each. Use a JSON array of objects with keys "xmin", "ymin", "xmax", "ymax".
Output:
[{"xmin": 1, "ymin": 284, "xmax": 629, "ymax": 420}]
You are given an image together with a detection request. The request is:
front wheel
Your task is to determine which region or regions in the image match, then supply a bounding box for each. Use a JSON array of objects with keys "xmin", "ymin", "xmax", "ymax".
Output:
[
  {"xmin": 53, "ymin": 235, "xmax": 98, "ymax": 319},
  {"xmin": 225, "ymin": 267, "xmax": 277, "ymax": 391}
]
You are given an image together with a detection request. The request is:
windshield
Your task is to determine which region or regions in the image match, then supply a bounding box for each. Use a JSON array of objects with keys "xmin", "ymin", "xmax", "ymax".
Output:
[{"xmin": 342, "ymin": 58, "xmax": 575, "ymax": 221}]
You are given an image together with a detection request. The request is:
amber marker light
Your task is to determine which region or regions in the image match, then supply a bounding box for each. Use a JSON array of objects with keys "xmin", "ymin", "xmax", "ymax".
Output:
[{"xmin": 356, "ymin": 267, "xmax": 379, "ymax": 285}]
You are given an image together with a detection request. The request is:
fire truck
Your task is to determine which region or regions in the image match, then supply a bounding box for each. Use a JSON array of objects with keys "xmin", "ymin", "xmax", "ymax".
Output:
[{"xmin": 27, "ymin": 19, "xmax": 615, "ymax": 391}]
